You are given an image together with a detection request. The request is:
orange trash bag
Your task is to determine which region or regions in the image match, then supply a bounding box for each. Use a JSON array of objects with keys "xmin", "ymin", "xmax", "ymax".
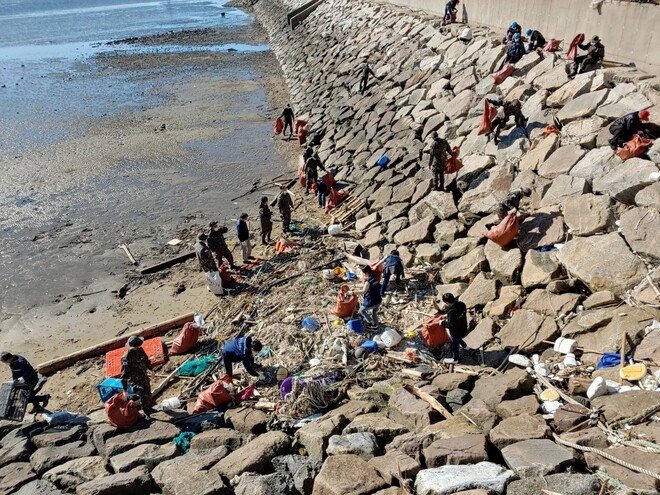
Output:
[
  {"xmin": 478, "ymin": 100, "xmax": 498, "ymax": 136},
  {"xmin": 331, "ymin": 285, "xmax": 358, "ymax": 318},
  {"xmin": 298, "ymin": 159, "xmax": 306, "ymax": 187},
  {"xmin": 421, "ymin": 315, "xmax": 451, "ymax": 348},
  {"xmin": 543, "ymin": 125, "xmax": 561, "ymax": 137},
  {"xmin": 325, "ymin": 187, "xmax": 349, "ymax": 213},
  {"xmin": 369, "ymin": 261, "xmax": 383, "ymax": 283},
  {"xmin": 484, "ymin": 211, "xmax": 520, "ymax": 247},
  {"xmin": 491, "ymin": 63, "xmax": 515, "ymax": 85},
  {"xmin": 106, "ymin": 393, "xmax": 142, "ymax": 429},
  {"xmin": 193, "ymin": 376, "xmax": 235, "ymax": 414},
  {"xmin": 298, "ymin": 127, "xmax": 308, "ymax": 146},
  {"xmin": 445, "ymin": 147, "xmax": 463, "ymax": 173},
  {"xmin": 274, "ymin": 117, "xmax": 284, "ymax": 135},
  {"xmin": 219, "ymin": 265, "xmax": 234, "ymax": 285},
  {"xmin": 294, "ymin": 119, "xmax": 308, "ymax": 135},
  {"xmin": 567, "ymin": 33, "xmax": 585, "ymax": 61},
  {"xmin": 321, "ymin": 171, "xmax": 336, "ymax": 189},
  {"xmin": 275, "ymin": 237, "xmax": 298, "ymax": 253},
  {"xmin": 616, "ymin": 135, "xmax": 653, "ymax": 161},
  {"xmin": 170, "ymin": 322, "xmax": 201, "ymax": 355},
  {"xmin": 543, "ymin": 39, "xmax": 562, "ymax": 52}
]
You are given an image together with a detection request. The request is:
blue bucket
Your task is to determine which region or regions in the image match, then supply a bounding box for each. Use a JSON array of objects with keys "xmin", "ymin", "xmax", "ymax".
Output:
[
  {"xmin": 361, "ymin": 340, "xmax": 379, "ymax": 353},
  {"xmin": 376, "ymin": 155, "xmax": 390, "ymax": 168},
  {"xmin": 347, "ymin": 319, "xmax": 363, "ymax": 334},
  {"xmin": 97, "ymin": 378, "xmax": 132, "ymax": 403}
]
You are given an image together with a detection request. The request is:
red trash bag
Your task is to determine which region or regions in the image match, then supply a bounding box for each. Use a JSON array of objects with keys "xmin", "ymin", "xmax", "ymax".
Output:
[
  {"xmin": 325, "ymin": 187, "xmax": 349, "ymax": 213},
  {"xmin": 491, "ymin": 63, "xmax": 515, "ymax": 85},
  {"xmin": 321, "ymin": 171, "xmax": 336, "ymax": 189},
  {"xmin": 193, "ymin": 376, "xmax": 234, "ymax": 413},
  {"xmin": 220, "ymin": 265, "xmax": 234, "ymax": 285},
  {"xmin": 567, "ymin": 33, "xmax": 585, "ymax": 61},
  {"xmin": 445, "ymin": 147, "xmax": 463, "ymax": 173},
  {"xmin": 484, "ymin": 211, "xmax": 520, "ymax": 247},
  {"xmin": 331, "ymin": 286, "xmax": 358, "ymax": 318},
  {"xmin": 421, "ymin": 315, "xmax": 451, "ymax": 348},
  {"xmin": 235, "ymin": 385, "xmax": 255, "ymax": 405},
  {"xmin": 298, "ymin": 159, "xmax": 306, "ymax": 187},
  {"xmin": 478, "ymin": 100, "xmax": 499, "ymax": 136},
  {"xmin": 170, "ymin": 322, "xmax": 201, "ymax": 355},
  {"xmin": 369, "ymin": 261, "xmax": 383, "ymax": 283},
  {"xmin": 294, "ymin": 119, "xmax": 308, "ymax": 135},
  {"xmin": 615, "ymin": 134, "xmax": 654, "ymax": 161},
  {"xmin": 274, "ymin": 117, "xmax": 284, "ymax": 135},
  {"xmin": 105, "ymin": 393, "xmax": 142, "ymax": 429},
  {"xmin": 543, "ymin": 39, "xmax": 562, "ymax": 52},
  {"xmin": 298, "ymin": 127, "xmax": 308, "ymax": 146}
]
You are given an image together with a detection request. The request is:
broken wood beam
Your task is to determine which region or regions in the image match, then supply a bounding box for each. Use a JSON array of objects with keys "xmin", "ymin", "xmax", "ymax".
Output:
[
  {"xmin": 403, "ymin": 383, "xmax": 454, "ymax": 419},
  {"xmin": 37, "ymin": 312, "xmax": 195, "ymax": 375},
  {"xmin": 140, "ymin": 251, "xmax": 195, "ymax": 275}
]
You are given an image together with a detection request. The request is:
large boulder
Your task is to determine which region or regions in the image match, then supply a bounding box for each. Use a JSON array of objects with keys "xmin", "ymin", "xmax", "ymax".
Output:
[
  {"xmin": 151, "ymin": 446, "xmax": 228, "ymax": 495},
  {"xmin": 562, "ymin": 193, "xmax": 615, "ymax": 236},
  {"xmin": 619, "ymin": 206, "xmax": 660, "ymax": 261},
  {"xmin": 501, "ymin": 439, "xmax": 572, "ymax": 478},
  {"xmin": 109, "ymin": 442, "xmax": 178, "ymax": 473},
  {"xmin": 484, "ymin": 240, "xmax": 522, "ymax": 284},
  {"xmin": 470, "ymin": 368, "xmax": 535, "ymax": 409},
  {"xmin": 537, "ymin": 145, "xmax": 586, "ymax": 179},
  {"xmin": 459, "ymin": 272, "xmax": 499, "ymax": 309},
  {"xmin": 521, "ymin": 249, "xmax": 563, "ymax": 288},
  {"xmin": 556, "ymin": 233, "xmax": 647, "ymax": 295},
  {"xmin": 592, "ymin": 158, "xmax": 658, "ymax": 204},
  {"xmin": 296, "ymin": 415, "xmax": 348, "ymax": 461},
  {"xmin": 30, "ymin": 441, "xmax": 96, "ymax": 475},
  {"xmin": 272, "ymin": 455, "xmax": 322, "ymax": 495},
  {"xmin": 0, "ymin": 463, "xmax": 36, "ymax": 494},
  {"xmin": 497, "ymin": 309, "xmax": 559, "ymax": 352},
  {"xmin": 556, "ymin": 89, "xmax": 608, "ymax": 123},
  {"xmin": 458, "ymin": 165, "xmax": 513, "ymax": 215},
  {"xmin": 75, "ymin": 466, "xmax": 152, "ymax": 495},
  {"xmin": 507, "ymin": 473, "xmax": 600, "ymax": 495},
  {"xmin": 312, "ymin": 455, "xmax": 387, "ymax": 495},
  {"xmin": 444, "ymin": 90, "xmax": 478, "ymax": 119},
  {"xmin": 393, "ymin": 216, "xmax": 436, "ymax": 245},
  {"xmin": 560, "ymin": 116, "xmax": 606, "ymax": 148},
  {"xmin": 422, "ymin": 435, "xmax": 489, "ymax": 467},
  {"xmin": 233, "ymin": 472, "xmax": 294, "ymax": 495},
  {"xmin": 326, "ymin": 433, "xmax": 380, "ymax": 460},
  {"xmin": 416, "ymin": 191, "xmax": 458, "ymax": 220},
  {"xmin": 342, "ymin": 413, "xmax": 409, "ymax": 445},
  {"xmin": 591, "ymin": 390, "xmax": 660, "ymax": 423},
  {"xmin": 368, "ymin": 449, "xmax": 420, "ymax": 485},
  {"xmin": 635, "ymin": 182, "xmax": 660, "ymax": 209},
  {"xmin": 540, "ymin": 174, "xmax": 589, "ymax": 207},
  {"xmin": 415, "ymin": 462, "xmax": 515, "ymax": 495},
  {"xmin": 387, "ymin": 387, "xmax": 440, "ymax": 432},
  {"xmin": 518, "ymin": 206, "xmax": 565, "ymax": 251},
  {"xmin": 519, "ymin": 134, "xmax": 559, "ymax": 172},
  {"xmin": 441, "ymin": 246, "xmax": 487, "ymax": 283},
  {"xmin": 584, "ymin": 446, "xmax": 660, "ymax": 492},
  {"xmin": 546, "ymin": 73, "xmax": 594, "ymax": 107},
  {"xmin": 213, "ymin": 431, "xmax": 291, "ymax": 478},
  {"xmin": 104, "ymin": 422, "xmax": 180, "ymax": 457},
  {"xmin": 189, "ymin": 428, "xmax": 246, "ymax": 453},
  {"xmin": 43, "ymin": 457, "xmax": 110, "ymax": 491}
]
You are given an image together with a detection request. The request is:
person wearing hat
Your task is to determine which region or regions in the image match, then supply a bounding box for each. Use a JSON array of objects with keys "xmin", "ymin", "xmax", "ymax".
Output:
[
  {"xmin": 525, "ymin": 28, "xmax": 546, "ymax": 53},
  {"xmin": 569, "ymin": 35, "xmax": 605, "ymax": 78},
  {"xmin": 498, "ymin": 32, "xmax": 525, "ymax": 71},
  {"xmin": 1, "ymin": 352, "xmax": 50, "ymax": 413},
  {"xmin": 608, "ymin": 110, "xmax": 653, "ymax": 149},
  {"xmin": 503, "ymin": 21, "xmax": 522, "ymax": 44},
  {"xmin": 485, "ymin": 97, "xmax": 528, "ymax": 145},
  {"xmin": 428, "ymin": 131, "xmax": 452, "ymax": 192},
  {"xmin": 121, "ymin": 336, "xmax": 153, "ymax": 412},
  {"xmin": 378, "ymin": 249, "xmax": 405, "ymax": 296},
  {"xmin": 259, "ymin": 196, "xmax": 273, "ymax": 245},
  {"xmin": 277, "ymin": 185, "xmax": 295, "ymax": 233},
  {"xmin": 236, "ymin": 213, "xmax": 253, "ymax": 264},
  {"xmin": 195, "ymin": 233, "xmax": 218, "ymax": 273},
  {"xmin": 208, "ymin": 221, "xmax": 236, "ymax": 269}
]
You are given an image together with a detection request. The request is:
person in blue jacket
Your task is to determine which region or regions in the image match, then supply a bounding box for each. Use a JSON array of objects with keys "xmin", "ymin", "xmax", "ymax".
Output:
[
  {"xmin": 498, "ymin": 33, "xmax": 525, "ymax": 70},
  {"xmin": 357, "ymin": 265, "xmax": 382, "ymax": 329},
  {"xmin": 378, "ymin": 250, "xmax": 405, "ymax": 296},
  {"xmin": 222, "ymin": 336, "xmax": 263, "ymax": 378},
  {"xmin": 236, "ymin": 213, "xmax": 253, "ymax": 264},
  {"xmin": 1, "ymin": 352, "xmax": 50, "ymax": 413},
  {"xmin": 503, "ymin": 21, "xmax": 522, "ymax": 44}
]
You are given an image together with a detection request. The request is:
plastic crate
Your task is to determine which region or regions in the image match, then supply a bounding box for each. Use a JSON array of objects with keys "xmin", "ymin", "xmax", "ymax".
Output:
[
  {"xmin": 96, "ymin": 378, "xmax": 133, "ymax": 403},
  {"xmin": 105, "ymin": 337, "xmax": 166, "ymax": 378}
]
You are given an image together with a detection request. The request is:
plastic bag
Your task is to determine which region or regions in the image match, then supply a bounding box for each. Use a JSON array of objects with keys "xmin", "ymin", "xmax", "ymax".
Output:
[
  {"xmin": 294, "ymin": 119, "xmax": 308, "ymax": 135},
  {"xmin": 321, "ymin": 171, "xmax": 336, "ymax": 189},
  {"xmin": 170, "ymin": 322, "xmax": 201, "ymax": 355},
  {"xmin": 105, "ymin": 393, "xmax": 142, "ymax": 429},
  {"xmin": 193, "ymin": 376, "xmax": 235, "ymax": 414},
  {"xmin": 298, "ymin": 127, "xmax": 308, "ymax": 146},
  {"xmin": 274, "ymin": 117, "xmax": 284, "ymax": 135},
  {"xmin": 477, "ymin": 99, "xmax": 498, "ymax": 135},
  {"xmin": 421, "ymin": 315, "xmax": 451, "ymax": 347},
  {"xmin": 567, "ymin": 33, "xmax": 585, "ymax": 61},
  {"xmin": 325, "ymin": 187, "xmax": 349, "ymax": 213},
  {"xmin": 205, "ymin": 271, "xmax": 224, "ymax": 295},
  {"xmin": 543, "ymin": 39, "xmax": 562, "ymax": 52},
  {"xmin": 491, "ymin": 63, "xmax": 515, "ymax": 85},
  {"xmin": 219, "ymin": 265, "xmax": 234, "ymax": 285},
  {"xmin": 615, "ymin": 134, "xmax": 653, "ymax": 161},
  {"xmin": 484, "ymin": 211, "xmax": 520, "ymax": 247},
  {"xmin": 444, "ymin": 147, "xmax": 463, "ymax": 173},
  {"xmin": 302, "ymin": 317, "xmax": 321, "ymax": 331},
  {"xmin": 331, "ymin": 287, "xmax": 358, "ymax": 318}
]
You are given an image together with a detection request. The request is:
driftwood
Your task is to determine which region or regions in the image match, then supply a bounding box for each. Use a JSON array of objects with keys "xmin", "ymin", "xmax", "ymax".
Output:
[
  {"xmin": 119, "ymin": 244, "xmax": 139, "ymax": 266},
  {"xmin": 403, "ymin": 383, "xmax": 454, "ymax": 419},
  {"xmin": 37, "ymin": 312, "xmax": 195, "ymax": 374},
  {"xmin": 140, "ymin": 251, "xmax": 196, "ymax": 275},
  {"xmin": 152, "ymin": 356, "xmax": 194, "ymax": 398}
]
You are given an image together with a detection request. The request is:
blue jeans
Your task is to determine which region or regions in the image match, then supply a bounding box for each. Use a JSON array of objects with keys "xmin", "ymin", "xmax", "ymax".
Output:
[
  {"xmin": 359, "ymin": 304, "xmax": 380, "ymax": 327},
  {"xmin": 318, "ymin": 192, "xmax": 326, "ymax": 208},
  {"xmin": 380, "ymin": 271, "xmax": 402, "ymax": 296},
  {"xmin": 451, "ymin": 334, "xmax": 468, "ymax": 361}
]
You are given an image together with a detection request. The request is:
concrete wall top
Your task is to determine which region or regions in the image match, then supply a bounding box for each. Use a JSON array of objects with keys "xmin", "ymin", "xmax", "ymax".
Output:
[{"xmin": 380, "ymin": 0, "xmax": 660, "ymax": 76}]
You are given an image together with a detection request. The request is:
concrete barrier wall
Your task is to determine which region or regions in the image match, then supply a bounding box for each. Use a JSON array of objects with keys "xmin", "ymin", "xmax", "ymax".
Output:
[{"xmin": 379, "ymin": 0, "xmax": 660, "ymax": 75}]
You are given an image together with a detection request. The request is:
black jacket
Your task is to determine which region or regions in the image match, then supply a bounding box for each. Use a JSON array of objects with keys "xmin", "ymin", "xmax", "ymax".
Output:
[
  {"xmin": 528, "ymin": 30, "xmax": 546, "ymax": 51},
  {"xmin": 609, "ymin": 111, "xmax": 642, "ymax": 134},
  {"xmin": 444, "ymin": 301, "xmax": 468, "ymax": 338},
  {"xmin": 10, "ymin": 355, "xmax": 38, "ymax": 386}
]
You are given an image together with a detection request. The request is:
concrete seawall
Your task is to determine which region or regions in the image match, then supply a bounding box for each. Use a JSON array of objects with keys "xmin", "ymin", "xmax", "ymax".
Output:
[{"xmin": 380, "ymin": 0, "xmax": 660, "ymax": 76}]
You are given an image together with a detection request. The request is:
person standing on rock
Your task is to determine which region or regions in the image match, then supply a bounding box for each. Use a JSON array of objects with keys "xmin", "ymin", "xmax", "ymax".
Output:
[
  {"xmin": 280, "ymin": 104, "xmax": 295, "ymax": 139},
  {"xmin": 428, "ymin": 131, "xmax": 452, "ymax": 191},
  {"xmin": 441, "ymin": 293, "xmax": 469, "ymax": 364},
  {"xmin": 525, "ymin": 28, "xmax": 546, "ymax": 53},
  {"xmin": 259, "ymin": 196, "xmax": 273, "ymax": 245},
  {"xmin": 444, "ymin": 0, "xmax": 459, "ymax": 24},
  {"xmin": 304, "ymin": 150, "xmax": 325, "ymax": 195},
  {"xmin": 208, "ymin": 221, "xmax": 236, "ymax": 269},
  {"xmin": 277, "ymin": 185, "xmax": 295, "ymax": 233},
  {"xmin": 222, "ymin": 336, "xmax": 263, "ymax": 379},
  {"xmin": 357, "ymin": 265, "xmax": 382, "ymax": 329},
  {"xmin": 121, "ymin": 336, "xmax": 154, "ymax": 413},
  {"xmin": 1, "ymin": 352, "xmax": 50, "ymax": 413},
  {"xmin": 568, "ymin": 35, "xmax": 605, "ymax": 78},
  {"xmin": 356, "ymin": 60, "xmax": 378, "ymax": 95},
  {"xmin": 315, "ymin": 179, "xmax": 329, "ymax": 209},
  {"xmin": 378, "ymin": 249, "xmax": 405, "ymax": 296},
  {"xmin": 195, "ymin": 233, "xmax": 218, "ymax": 273},
  {"xmin": 486, "ymin": 98, "xmax": 528, "ymax": 145},
  {"xmin": 608, "ymin": 110, "xmax": 652, "ymax": 149},
  {"xmin": 236, "ymin": 213, "xmax": 253, "ymax": 264}
]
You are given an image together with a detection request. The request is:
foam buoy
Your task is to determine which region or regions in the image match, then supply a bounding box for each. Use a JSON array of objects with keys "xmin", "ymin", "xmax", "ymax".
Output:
[
  {"xmin": 620, "ymin": 363, "xmax": 647, "ymax": 381},
  {"xmin": 540, "ymin": 388, "xmax": 560, "ymax": 401}
]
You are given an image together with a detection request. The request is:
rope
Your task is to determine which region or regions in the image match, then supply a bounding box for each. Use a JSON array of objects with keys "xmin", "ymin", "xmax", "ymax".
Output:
[
  {"xmin": 608, "ymin": 402, "xmax": 660, "ymax": 429},
  {"xmin": 280, "ymin": 377, "xmax": 329, "ymax": 418},
  {"xmin": 553, "ymin": 433, "xmax": 660, "ymax": 481},
  {"xmin": 594, "ymin": 469, "xmax": 659, "ymax": 495}
]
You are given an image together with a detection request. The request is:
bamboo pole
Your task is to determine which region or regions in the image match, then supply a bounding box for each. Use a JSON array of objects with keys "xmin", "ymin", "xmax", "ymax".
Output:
[{"xmin": 37, "ymin": 312, "xmax": 195, "ymax": 374}]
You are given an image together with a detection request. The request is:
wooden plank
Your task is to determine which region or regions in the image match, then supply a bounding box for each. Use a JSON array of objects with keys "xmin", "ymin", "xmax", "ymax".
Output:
[
  {"xmin": 140, "ymin": 251, "xmax": 196, "ymax": 275},
  {"xmin": 37, "ymin": 312, "xmax": 195, "ymax": 375},
  {"xmin": 119, "ymin": 244, "xmax": 139, "ymax": 266},
  {"xmin": 403, "ymin": 383, "xmax": 454, "ymax": 419}
]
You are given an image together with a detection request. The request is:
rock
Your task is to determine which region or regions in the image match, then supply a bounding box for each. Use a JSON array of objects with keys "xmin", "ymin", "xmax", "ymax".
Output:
[
  {"xmin": 540, "ymin": 174, "xmax": 589, "ymax": 207},
  {"xmin": 501, "ymin": 439, "xmax": 573, "ymax": 478},
  {"xmin": 379, "ymin": 203, "xmax": 408, "ymax": 223},
  {"xmin": 415, "ymin": 462, "xmax": 515, "ymax": 495},
  {"xmin": 371, "ymin": 186, "xmax": 394, "ymax": 211},
  {"xmin": 584, "ymin": 447, "xmax": 660, "ymax": 492},
  {"xmin": 16, "ymin": 480, "xmax": 63, "ymax": 495},
  {"xmin": 213, "ymin": 431, "xmax": 291, "ymax": 478},
  {"xmin": 356, "ymin": 212, "xmax": 380, "ymax": 233},
  {"xmin": 631, "ymin": 266, "xmax": 660, "ymax": 305},
  {"xmin": 546, "ymin": 73, "xmax": 594, "ymax": 107},
  {"xmin": 441, "ymin": 246, "xmax": 487, "ymax": 283},
  {"xmin": 411, "ymin": 179, "xmax": 434, "ymax": 205},
  {"xmin": 75, "ymin": 466, "xmax": 151, "ymax": 495},
  {"xmin": 583, "ymin": 290, "xmax": 617, "ymax": 309},
  {"xmin": 557, "ymin": 233, "xmax": 647, "ymax": 296},
  {"xmin": 0, "ymin": 462, "xmax": 36, "ymax": 494},
  {"xmin": 495, "ymin": 395, "xmax": 539, "ymax": 419},
  {"xmin": 32, "ymin": 426, "xmax": 84, "ymax": 449},
  {"xmin": 446, "ymin": 389, "xmax": 471, "ymax": 412},
  {"xmin": 619, "ymin": 206, "xmax": 660, "ymax": 261},
  {"xmin": 570, "ymin": 147, "xmax": 621, "ymax": 182},
  {"xmin": 444, "ymin": 90, "xmax": 478, "ymax": 119},
  {"xmin": 470, "ymin": 368, "xmax": 535, "ymax": 409},
  {"xmin": 435, "ymin": 282, "xmax": 469, "ymax": 299},
  {"xmin": 415, "ymin": 243, "xmax": 443, "ymax": 262},
  {"xmin": 457, "ymin": 155, "xmax": 496, "ymax": 184},
  {"xmin": 0, "ymin": 425, "xmax": 35, "ymax": 467},
  {"xmin": 484, "ymin": 241, "xmax": 522, "ymax": 284},
  {"xmin": 518, "ymin": 206, "xmax": 565, "ymax": 251},
  {"xmin": 424, "ymin": 415, "xmax": 482, "ymax": 440},
  {"xmin": 189, "ymin": 428, "xmax": 245, "ymax": 453},
  {"xmin": 635, "ymin": 182, "xmax": 660, "ymax": 209},
  {"xmin": 343, "ymin": 413, "xmax": 409, "ymax": 445},
  {"xmin": 560, "ymin": 116, "xmax": 606, "ymax": 148},
  {"xmin": 324, "ymin": 401, "xmax": 378, "ymax": 421},
  {"xmin": 368, "ymin": 449, "xmax": 420, "ymax": 485},
  {"xmin": 592, "ymin": 157, "xmax": 658, "ymax": 204},
  {"xmin": 312, "ymin": 454, "xmax": 387, "ymax": 495},
  {"xmin": 535, "ymin": 64, "xmax": 570, "ymax": 91},
  {"xmin": 485, "ymin": 285, "xmax": 523, "ymax": 318},
  {"xmin": 597, "ymin": 92, "xmax": 652, "ymax": 120},
  {"xmin": 30, "ymin": 441, "xmax": 96, "ymax": 475},
  {"xmin": 497, "ymin": 309, "xmax": 559, "ymax": 352},
  {"xmin": 519, "ymin": 134, "xmax": 558, "ymax": 172},
  {"xmin": 43, "ymin": 457, "xmax": 110, "ymax": 491},
  {"xmin": 538, "ymin": 145, "xmax": 586, "ymax": 179},
  {"xmin": 110, "ymin": 442, "xmax": 178, "ymax": 473},
  {"xmin": 459, "ymin": 273, "xmax": 499, "ymax": 309},
  {"xmin": 636, "ymin": 328, "xmax": 660, "ymax": 362},
  {"xmin": 507, "ymin": 473, "xmax": 601, "ymax": 495},
  {"xmin": 557, "ymin": 89, "xmax": 608, "ymax": 123},
  {"xmin": 233, "ymin": 472, "xmax": 294, "ymax": 495},
  {"xmin": 326, "ymin": 432, "xmax": 380, "ymax": 460},
  {"xmin": 388, "ymin": 387, "xmax": 439, "ymax": 432},
  {"xmin": 272, "ymin": 455, "xmax": 321, "ymax": 495},
  {"xmin": 464, "ymin": 318, "xmax": 496, "ymax": 349},
  {"xmin": 443, "ymin": 237, "xmax": 480, "ymax": 262},
  {"xmin": 434, "ymin": 220, "xmax": 467, "ymax": 247},
  {"xmin": 423, "ymin": 435, "xmax": 489, "ymax": 467},
  {"xmin": 432, "ymin": 373, "xmax": 475, "ymax": 393},
  {"xmin": 417, "ymin": 191, "xmax": 457, "ymax": 220},
  {"xmin": 562, "ymin": 193, "xmax": 614, "ymax": 236},
  {"xmin": 151, "ymin": 447, "xmax": 228, "ymax": 495},
  {"xmin": 523, "ymin": 289, "xmax": 580, "ymax": 316},
  {"xmin": 591, "ymin": 390, "xmax": 660, "ymax": 423},
  {"xmin": 104, "ymin": 421, "xmax": 180, "ymax": 457},
  {"xmin": 521, "ymin": 249, "xmax": 563, "ymax": 288},
  {"xmin": 488, "ymin": 415, "xmax": 551, "ymax": 449},
  {"xmin": 393, "ymin": 216, "xmax": 436, "ymax": 245},
  {"xmin": 559, "ymin": 428, "xmax": 609, "ymax": 450}
]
